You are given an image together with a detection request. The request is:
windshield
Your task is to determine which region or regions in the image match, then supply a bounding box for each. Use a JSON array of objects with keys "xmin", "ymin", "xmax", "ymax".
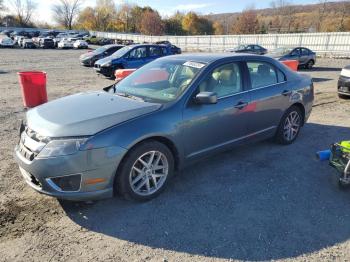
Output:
[
  {"xmin": 94, "ymin": 46, "xmax": 107, "ymax": 54},
  {"xmin": 115, "ymin": 59, "xmax": 206, "ymax": 103},
  {"xmin": 112, "ymin": 46, "xmax": 133, "ymax": 57}
]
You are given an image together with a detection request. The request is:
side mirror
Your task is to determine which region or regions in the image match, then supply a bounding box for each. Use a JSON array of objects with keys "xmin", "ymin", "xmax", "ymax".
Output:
[{"xmin": 195, "ymin": 92, "xmax": 217, "ymax": 105}]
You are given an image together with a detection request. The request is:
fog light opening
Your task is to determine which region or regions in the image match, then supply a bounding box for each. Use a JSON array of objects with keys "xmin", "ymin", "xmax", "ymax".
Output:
[{"xmin": 47, "ymin": 174, "xmax": 82, "ymax": 192}]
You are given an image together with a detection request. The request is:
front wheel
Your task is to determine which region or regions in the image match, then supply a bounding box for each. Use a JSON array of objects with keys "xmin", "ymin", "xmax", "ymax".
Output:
[
  {"xmin": 275, "ymin": 106, "xmax": 303, "ymax": 145},
  {"xmin": 115, "ymin": 141, "xmax": 174, "ymax": 201}
]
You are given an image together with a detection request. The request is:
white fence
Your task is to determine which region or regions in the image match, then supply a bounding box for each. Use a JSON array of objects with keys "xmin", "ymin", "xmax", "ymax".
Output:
[{"xmin": 90, "ymin": 31, "xmax": 350, "ymax": 57}]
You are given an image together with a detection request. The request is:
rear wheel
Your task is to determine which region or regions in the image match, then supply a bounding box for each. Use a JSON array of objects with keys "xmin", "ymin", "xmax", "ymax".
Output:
[
  {"xmin": 338, "ymin": 93, "xmax": 350, "ymax": 99},
  {"xmin": 306, "ymin": 60, "xmax": 314, "ymax": 69},
  {"xmin": 275, "ymin": 106, "xmax": 303, "ymax": 145},
  {"xmin": 115, "ymin": 141, "xmax": 174, "ymax": 201}
]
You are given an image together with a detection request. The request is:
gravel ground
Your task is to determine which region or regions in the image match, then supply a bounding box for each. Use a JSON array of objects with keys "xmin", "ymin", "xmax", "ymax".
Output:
[{"xmin": 0, "ymin": 48, "xmax": 350, "ymax": 262}]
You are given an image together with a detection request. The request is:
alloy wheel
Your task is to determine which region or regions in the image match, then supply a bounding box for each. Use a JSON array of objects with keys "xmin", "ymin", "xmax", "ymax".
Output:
[
  {"xmin": 283, "ymin": 111, "xmax": 301, "ymax": 142},
  {"xmin": 129, "ymin": 150, "xmax": 169, "ymax": 196}
]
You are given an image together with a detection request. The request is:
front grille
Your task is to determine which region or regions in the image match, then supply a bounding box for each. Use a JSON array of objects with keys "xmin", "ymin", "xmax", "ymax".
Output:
[
  {"xmin": 18, "ymin": 142, "xmax": 36, "ymax": 161},
  {"xmin": 18, "ymin": 127, "xmax": 47, "ymax": 161}
]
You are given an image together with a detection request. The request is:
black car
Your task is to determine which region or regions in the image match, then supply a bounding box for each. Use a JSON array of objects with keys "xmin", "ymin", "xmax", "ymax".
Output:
[
  {"xmin": 155, "ymin": 41, "xmax": 182, "ymax": 54},
  {"xmin": 38, "ymin": 38, "xmax": 55, "ymax": 49},
  {"xmin": 227, "ymin": 44, "xmax": 267, "ymax": 55},
  {"xmin": 79, "ymin": 44, "xmax": 125, "ymax": 67},
  {"xmin": 338, "ymin": 65, "xmax": 350, "ymax": 99}
]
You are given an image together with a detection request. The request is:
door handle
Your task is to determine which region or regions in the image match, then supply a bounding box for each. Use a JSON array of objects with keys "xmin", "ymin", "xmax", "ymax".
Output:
[
  {"xmin": 234, "ymin": 101, "xmax": 248, "ymax": 110},
  {"xmin": 282, "ymin": 90, "xmax": 292, "ymax": 96}
]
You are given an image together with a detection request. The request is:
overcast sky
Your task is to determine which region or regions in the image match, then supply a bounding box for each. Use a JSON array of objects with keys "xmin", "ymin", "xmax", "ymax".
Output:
[{"xmin": 5, "ymin": 0, "xmax": 324, "ymax": 24}]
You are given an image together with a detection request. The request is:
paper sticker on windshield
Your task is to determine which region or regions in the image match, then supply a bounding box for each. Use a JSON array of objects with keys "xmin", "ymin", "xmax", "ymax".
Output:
[{"xmin": 183, "ymin": 61, "xmax": 205, "ymax": 69}]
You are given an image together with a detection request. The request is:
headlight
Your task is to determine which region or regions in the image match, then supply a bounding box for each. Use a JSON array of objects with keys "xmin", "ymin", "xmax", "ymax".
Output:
[
  {"xmin": 102, "ymin": 62, "xmax": 111, "ymax": 67},
  {"xmin": 37, "ymin": 138, "xmax": 88, "ymax": 158}
]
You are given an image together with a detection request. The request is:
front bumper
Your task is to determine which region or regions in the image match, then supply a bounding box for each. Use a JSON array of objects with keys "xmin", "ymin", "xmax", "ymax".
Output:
[
  {"xmin": 14, "ymin": 145, "xmax": 127, "ymax": 201},
  {"xmin": 94, "ymin": 65, "xmax": 114, "ymax": 77},
  {"xmin": 338, "ymin": 76, "xmax": 350, "ymax": 96}
]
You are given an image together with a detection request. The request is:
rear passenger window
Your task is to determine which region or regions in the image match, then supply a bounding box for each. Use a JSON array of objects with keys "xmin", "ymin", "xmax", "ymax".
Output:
[
  {"xmin": 247, "ymin": 62, "xmax": 284, "ymax": 89},
  {"xmin": 301, "ymin": 48, "xmax": 309, "ymax": 56},
  {"xmin": 199, "ymin": 63, "xmax": 242, "ymax": 98},
  {"xmin": 149, "ymin": 46, "xmax": 161, "ymax": 57}
]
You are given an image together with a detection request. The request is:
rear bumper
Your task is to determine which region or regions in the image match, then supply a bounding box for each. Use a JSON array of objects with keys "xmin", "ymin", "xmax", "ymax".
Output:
[{"xmin": 14, "ymin": 145, "xmax": 127, "ymax": 201}]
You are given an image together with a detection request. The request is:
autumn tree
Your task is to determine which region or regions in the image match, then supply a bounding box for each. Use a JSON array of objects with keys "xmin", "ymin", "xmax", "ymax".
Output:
[
  {"xmin": 10, "ymin": 0, "xmax": 36, "ymax": 26},
  {"xmin": 52, "ymin": 0, "xmax": 82, "ymax": 30},
  {"xmin": 140, "ymin": 10, "xmax": 164, "ymax": 35},
  {"xmin": 337, "ymin": 0, "xmax": 350, "ymax": 31},
  {"xmin": 213, "ymin": 21, "xmax": 224, "ymax": 35},
  {"xmin": 232, "ymin": 9, "xmax": 259, "ymax": 34},
  {"xmin": 316, "ymin": 0, "xmax": 328, "ymax": 32},
  {"xmin": 164, "ymin": 12, "xmax": 185, "ymax": 35},
  {"xmin": 182, "ymin": 12, "xmax": 213, "ymax": 35}
]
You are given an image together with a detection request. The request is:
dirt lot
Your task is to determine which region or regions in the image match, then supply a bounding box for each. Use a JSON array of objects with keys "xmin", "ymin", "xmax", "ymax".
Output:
[{"xmin": 0, "ymin": 48, "xmax": 350, "ymax": 262}]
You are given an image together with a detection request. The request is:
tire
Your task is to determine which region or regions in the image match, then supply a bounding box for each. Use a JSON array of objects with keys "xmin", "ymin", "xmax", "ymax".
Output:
[
  {"xmin": 338, "ymin": 93, "xmax": 350, "ymax": 99},
  {"xmin": 115, "ymin": 140, "xmax": 174, "ymax": 201},
  {"xmin": 275, "ymin": 106, "xmax": 303, "ymax": 145},
  {"xmin": 306, "ymin": 60, "xmax": 314, "ymax": 69}
]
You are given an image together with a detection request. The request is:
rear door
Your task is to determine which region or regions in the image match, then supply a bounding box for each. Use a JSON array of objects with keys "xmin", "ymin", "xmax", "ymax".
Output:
[
  {"xmin": 300, "ymin": 48, "xmax": 310, "ymax": 65},
  {"xmin": 147, "ymin": 46, "xmax": 162, "ymax": 62},
  {"xmin": 182, "ymin": 61, "xmax": 251, "ymax": 159},
  {"xmin": 245, "ymin": 60, "xmax": 291, "ymax": 137}
]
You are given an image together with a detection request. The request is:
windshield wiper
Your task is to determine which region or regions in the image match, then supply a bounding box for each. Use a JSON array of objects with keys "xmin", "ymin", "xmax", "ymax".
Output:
[{"xmin": 115, "ymin": 92, "xmax": 144, "ymax": 102}]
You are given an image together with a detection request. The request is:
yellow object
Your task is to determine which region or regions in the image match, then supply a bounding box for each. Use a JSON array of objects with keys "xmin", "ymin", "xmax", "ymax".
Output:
[{"xmin": 340, "ymin": 141, "xmax": 350, "ymax": 153}]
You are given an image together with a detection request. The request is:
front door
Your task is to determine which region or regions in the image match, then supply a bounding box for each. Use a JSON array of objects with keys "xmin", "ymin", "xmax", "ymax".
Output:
[
  {"xmin": 125, "ymin": 46, "xmax": 148, "ymax": 68},
  {"xmin": 182, "ymin": 62, "xmax": 251, "ymax": 159}
]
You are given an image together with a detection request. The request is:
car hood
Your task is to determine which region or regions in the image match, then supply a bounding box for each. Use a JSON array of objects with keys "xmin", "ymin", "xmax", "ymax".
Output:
[
  {"xmin": 95, "ymin": 56, "xmax": 113, "ymax": 65},
  {"xmin": 79, "ymin": 52, "xmax": 96, "ymax": 60},
  {"xmin": 26, "ymin": 91, "xmax": 161, "ymax": 137}
]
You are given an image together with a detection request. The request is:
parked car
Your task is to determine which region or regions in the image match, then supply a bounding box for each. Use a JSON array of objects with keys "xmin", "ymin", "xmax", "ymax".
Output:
[
  {"xmin": 1, "ymin": 30, "xmax": 13, "ymax": 37},
  {"xmin": 94, "ymin": 44, "xmax": 172, "ymax": 78},
  {"xmin": 14, "ymin": 53, "xmax": 313, "ymax": 201},
  {"xmin": 155, "ymin": 41, "xmax": 182, "ymax": 54},
  {"xmin": 79, "ymin": 44, "xmax": 124, "ymax": 67},
  {"xmin": 22, "ymin": 39, "xmax": 36, "ymax": 49},
  {"xmin": 226, "ymin": 44, "xmax": 268, "ymax": 55},
  {"xmin": 58, "ymin": 39, "xmax": 74, "ymax": 49},
  {"xmin": 73, "ymin": 40, "xmax": 88, "ymax": 49},
  {"xmin": 38, "ymin": 38, "xmax": 55, "ymax": 49},
  {"xmin": 338, "ymin": 65, "xmax": 350, "ymax": 99},
  {"xmin": 268, "ymin": 47, "xmax": 316, "ymax": 69},
  {"xmin": 0, "ymin": 36, "xmax": 15, "ymax": 48}
]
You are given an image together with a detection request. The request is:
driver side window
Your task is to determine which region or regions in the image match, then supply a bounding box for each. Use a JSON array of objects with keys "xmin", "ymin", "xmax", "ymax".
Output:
[{"xmin": 199, "ymin": 63, "xmax": 242, "ymax": 98}]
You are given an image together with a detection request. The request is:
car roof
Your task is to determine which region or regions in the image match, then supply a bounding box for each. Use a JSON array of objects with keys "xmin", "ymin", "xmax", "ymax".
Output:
[
  {"xmin": 104, "ymin": 44, "xmax": 124, "ymax": 48},
  {"xmin": 160, "ymin": 53, "xmax": 265, "ymax": 63}
]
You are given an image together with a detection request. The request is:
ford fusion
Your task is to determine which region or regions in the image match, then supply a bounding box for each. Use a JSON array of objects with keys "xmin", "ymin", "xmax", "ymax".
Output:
[{"xmin": 15, "ymin": 54, "xmax": 314, "ymax": 201}]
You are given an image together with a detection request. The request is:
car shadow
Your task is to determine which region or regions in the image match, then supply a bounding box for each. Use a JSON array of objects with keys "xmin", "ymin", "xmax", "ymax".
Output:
[
  {"xmin": 60, "ymin": 122, "xmax": 350, "ymax": 261},
  {"xmin": 302, "ymin": 67, "xmax": 342, "ymax": 72},
  {"xmin": 312, "ymin": 77, "xmax": 333, "ymax": 83}
]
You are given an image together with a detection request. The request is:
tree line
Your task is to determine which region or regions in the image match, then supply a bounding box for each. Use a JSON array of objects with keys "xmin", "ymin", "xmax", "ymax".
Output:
[{"xmin": 0, "ymin": 0, "xmax": 350, "ymax": 35}]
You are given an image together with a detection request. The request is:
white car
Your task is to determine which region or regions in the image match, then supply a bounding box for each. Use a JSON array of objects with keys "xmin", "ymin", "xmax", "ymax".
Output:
[
  {"xmin": 73, "ymin": 40, "xmax": 88, "ymax": 49},
  {"xmin": 0, "ymin": 36, "xmax": 15, "ymax": 47},
  {"xmin": 58, "ymin": 39, "xmax": 73, "ymax": 49}
]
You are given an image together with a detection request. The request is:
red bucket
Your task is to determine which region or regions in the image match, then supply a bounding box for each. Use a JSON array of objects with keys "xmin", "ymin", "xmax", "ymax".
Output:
[
  {"xmin": 281, "ymin": 60, "xmax": 299, "ymax": 71},
  {"xmin": 18, "ymin": 71, "xmax": 48, "ymax": 108}
]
